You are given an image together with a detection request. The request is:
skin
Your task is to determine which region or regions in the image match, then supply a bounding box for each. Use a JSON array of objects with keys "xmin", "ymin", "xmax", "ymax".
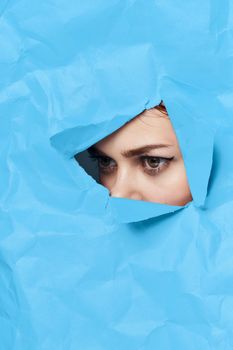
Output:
[{"xmin": 88, "ymin": 107, "xmax": 193, "ymax": 206}]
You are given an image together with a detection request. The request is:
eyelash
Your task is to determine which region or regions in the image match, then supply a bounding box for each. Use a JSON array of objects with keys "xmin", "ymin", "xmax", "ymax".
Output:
[{"xmin": 88, "ymin": 154, "xmax": 174, "ymax": 176}]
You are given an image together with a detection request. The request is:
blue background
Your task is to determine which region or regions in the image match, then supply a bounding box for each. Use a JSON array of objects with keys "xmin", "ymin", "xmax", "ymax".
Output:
[{"xmin": 0, "ymin": 0, "xmax": 233, "ymax": 349}]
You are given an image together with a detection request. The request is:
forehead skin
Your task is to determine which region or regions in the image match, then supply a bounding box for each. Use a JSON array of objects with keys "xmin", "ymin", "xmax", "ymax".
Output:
[{"xmin": 95, "ymin": 109, "xmax": 179, "ymax": 156}]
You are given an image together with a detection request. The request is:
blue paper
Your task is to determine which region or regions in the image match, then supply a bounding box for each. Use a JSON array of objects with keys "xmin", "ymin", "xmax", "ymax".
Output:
[{"xmin": 1, "ymin": 1, "xmax": 233, "ymax": 349}]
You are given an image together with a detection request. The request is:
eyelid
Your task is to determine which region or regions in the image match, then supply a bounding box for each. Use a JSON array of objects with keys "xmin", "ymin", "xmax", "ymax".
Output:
[
  {"xmin": 139, "ymin": 155, "xmax": 174, "ymax": 161},
  {"xmin": 88, "ymin": 154, "xmax": 114, "ymax": 161},
  {"xmin": 88, "ymin": 154, "xmax": 174, "ymax": 162}
]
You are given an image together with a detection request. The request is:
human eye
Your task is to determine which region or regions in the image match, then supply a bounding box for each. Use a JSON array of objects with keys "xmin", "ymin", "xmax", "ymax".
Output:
[
  {"xmin": 140, "ymin": 155, "xmax": 174, "ymax": 176},
  {"xmin": 89, "ymin": 154, "xmax": 117, "ymax": 174}
]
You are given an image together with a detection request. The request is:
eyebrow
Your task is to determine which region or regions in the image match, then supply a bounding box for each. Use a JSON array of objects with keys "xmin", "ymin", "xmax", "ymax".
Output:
[{"xmin": 88, "ymin": 144, "xmax": 173, "ymax": 158}]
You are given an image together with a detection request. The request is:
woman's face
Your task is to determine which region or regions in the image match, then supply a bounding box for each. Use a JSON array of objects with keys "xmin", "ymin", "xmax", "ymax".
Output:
[{"xmin": 89, "ymin": 108, "xmax": 193, "ymax": 206}]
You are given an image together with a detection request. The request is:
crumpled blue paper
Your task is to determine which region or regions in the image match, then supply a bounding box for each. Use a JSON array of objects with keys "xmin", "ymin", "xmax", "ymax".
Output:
[{"xmin": 1, "ymin": 0, "xmax": 233, "ymax": 349}]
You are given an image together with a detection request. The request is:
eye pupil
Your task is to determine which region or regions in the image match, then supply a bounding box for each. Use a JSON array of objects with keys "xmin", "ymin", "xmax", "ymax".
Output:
[
  {"xmin": 99, "ymin": 157, "xmax": 111, "ymax": 167},
  {"xmin": 147, "ymin": 157, "xmax": 160, "ymax": 168}
]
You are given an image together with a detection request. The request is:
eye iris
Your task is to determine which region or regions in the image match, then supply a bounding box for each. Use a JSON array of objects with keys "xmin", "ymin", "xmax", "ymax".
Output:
[
  {"xmin": 99, "ymin": 157, "xmax": 112, "ymax": 167},
  {"xmin": 147, "ymin": 157, "xmax": 160, "ymax": 168}
]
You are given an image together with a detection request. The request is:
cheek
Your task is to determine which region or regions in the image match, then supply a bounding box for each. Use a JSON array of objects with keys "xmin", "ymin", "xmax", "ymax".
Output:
[
  {"xmin": 99, "ymin": 173, "xmax": 114, "ymax": 189},
  {"xmin": 139, "ymin": 162, "xmax": 192, "ymax": 205},
  {"xmin": 165, "ymin": 161, "xmax": 193, "ymax": 205}
]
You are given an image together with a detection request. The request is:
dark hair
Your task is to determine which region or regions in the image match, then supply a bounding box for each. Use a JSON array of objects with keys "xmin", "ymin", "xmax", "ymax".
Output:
[{"xmin": 154, "ymin": 100, "xmax": 168, "ymax": 115}]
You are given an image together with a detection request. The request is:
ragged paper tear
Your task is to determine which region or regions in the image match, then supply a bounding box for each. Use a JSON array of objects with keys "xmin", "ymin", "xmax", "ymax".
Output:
[{"xmin": 1, "ymin": 0, "xmax": 233, "ymax": 349}]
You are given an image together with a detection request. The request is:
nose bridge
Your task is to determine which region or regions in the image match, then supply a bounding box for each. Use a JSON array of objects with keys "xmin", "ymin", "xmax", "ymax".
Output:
[{"xmin": 110, "ymin": 164, "xmax": 142, "ymax": 200}]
